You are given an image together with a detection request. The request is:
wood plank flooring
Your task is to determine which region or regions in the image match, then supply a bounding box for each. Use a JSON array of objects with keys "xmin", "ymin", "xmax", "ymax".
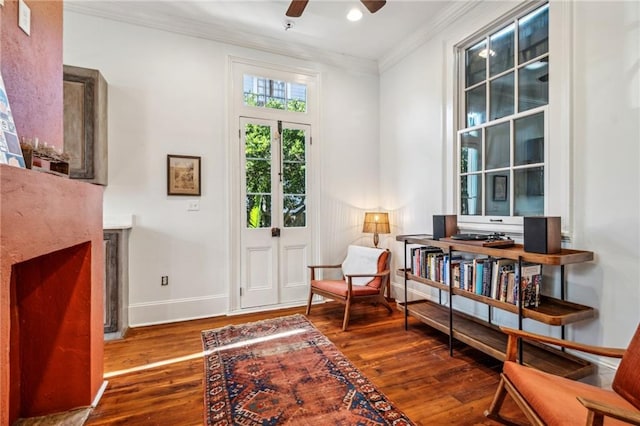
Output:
[{"xmin": 87, "ymin": 302, "xmax": 525, "ymax": 425}]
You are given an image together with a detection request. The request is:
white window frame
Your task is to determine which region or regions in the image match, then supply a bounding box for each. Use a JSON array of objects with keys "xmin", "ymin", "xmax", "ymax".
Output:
[{"xmin": 450, "ymin": 1, "xmax": 572, "ymax": 237}]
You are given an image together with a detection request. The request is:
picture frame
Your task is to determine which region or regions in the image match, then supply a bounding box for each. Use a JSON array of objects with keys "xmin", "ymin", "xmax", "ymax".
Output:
[
  {"xmin": 167, "ymin": 154, "xmax": 201, "ymax": 196},
  {"xmin": 493, "ymin": 175, "xmax": 507, "ymax": 201}
]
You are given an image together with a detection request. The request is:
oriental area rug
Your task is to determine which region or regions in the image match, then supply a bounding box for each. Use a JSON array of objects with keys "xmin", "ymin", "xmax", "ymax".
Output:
[{"xmin": 201, "ymin": 314, "xmax": 414, "ymax": 425}]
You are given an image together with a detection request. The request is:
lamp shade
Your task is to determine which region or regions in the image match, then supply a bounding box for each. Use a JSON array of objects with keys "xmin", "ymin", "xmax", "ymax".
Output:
[{"xmin": 362, "ymin": 212, "xmax": 390, "ymax": 234}]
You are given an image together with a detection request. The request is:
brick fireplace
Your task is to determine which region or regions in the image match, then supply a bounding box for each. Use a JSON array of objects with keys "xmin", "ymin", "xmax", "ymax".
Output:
[{"xmin": 0, "ymin": 164, "xmax": 104, "ymax": 424}]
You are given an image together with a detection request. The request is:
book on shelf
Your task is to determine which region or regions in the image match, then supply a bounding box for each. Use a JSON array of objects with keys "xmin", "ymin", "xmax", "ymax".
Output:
[
  {"xmin": 481, "ymin": 259, "xmax": 493, "ymax": 297},
  {"xmin": 474, "ymin": 259, "xmax": 484, "ymax": 295},
  {"xmin": 519, "ymin": 263, "xmax": 542, "ymax": 307},
  {"xmin": 491, "ymin": 258, "xmax": 516, "ymax": 300}
]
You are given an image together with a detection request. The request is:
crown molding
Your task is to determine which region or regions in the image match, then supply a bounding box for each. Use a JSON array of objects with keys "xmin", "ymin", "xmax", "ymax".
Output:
[
  {"xmin": 64, "ymin": 2, "xmax": 379, "ymax": 75},
  {"xmin": 378, "ymin": 1, "xmax": 481, "ymax": 74}
]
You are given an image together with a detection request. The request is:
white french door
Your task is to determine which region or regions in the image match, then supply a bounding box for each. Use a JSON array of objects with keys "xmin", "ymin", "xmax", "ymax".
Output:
[{"xmin": 239, "ymin": 117, "xmax": 311, "ymax": 309}]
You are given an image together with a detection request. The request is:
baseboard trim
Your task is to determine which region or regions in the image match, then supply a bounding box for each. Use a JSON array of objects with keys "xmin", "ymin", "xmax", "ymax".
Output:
[
  {"xmin": 92, "ymin": 380, "xmax": 109, "ymax": 408},
  {"xmin": 129, "ymin": 295, "xmax": 227, "ymax": 327}
]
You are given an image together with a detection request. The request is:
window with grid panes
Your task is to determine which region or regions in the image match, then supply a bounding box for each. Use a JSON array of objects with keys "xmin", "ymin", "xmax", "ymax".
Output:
[
  {"xmin": 243, "ymin": 75, "xmax": 307, "ymax": 112},
  {"xmin": 458, "ymin": 3, "xmax": 548, "ymax": 222}
]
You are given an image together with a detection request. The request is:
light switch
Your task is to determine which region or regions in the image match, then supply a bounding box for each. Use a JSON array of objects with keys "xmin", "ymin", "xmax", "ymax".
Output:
[
  {"xmin": 18, "ymin": 0, "xmax": 30, "ymax": 36},
  {"xmin": 187, "ymin": 200, "xmax": 200, "ymax": 211}
]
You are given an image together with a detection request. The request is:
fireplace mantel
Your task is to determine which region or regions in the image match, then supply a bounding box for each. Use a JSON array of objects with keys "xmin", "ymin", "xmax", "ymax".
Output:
[{"xmin": 0, "ymin": 164, "xmax": 104, "ymax": 424}]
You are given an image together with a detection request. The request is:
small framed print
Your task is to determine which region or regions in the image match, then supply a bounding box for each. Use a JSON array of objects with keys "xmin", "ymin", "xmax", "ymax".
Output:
[
  {"xmin": 167, "ymin": 154, "xmax": 201, "ymax": 196},
  {"xmin": 493, "ymin": 175, "xmax": 508, "ymax": 201}
]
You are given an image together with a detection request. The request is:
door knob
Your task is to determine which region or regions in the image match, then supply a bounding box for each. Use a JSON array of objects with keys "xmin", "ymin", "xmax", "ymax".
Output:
[{"xmin": 271, "ymin": 227, "xmax": 281, "ymax": 237}]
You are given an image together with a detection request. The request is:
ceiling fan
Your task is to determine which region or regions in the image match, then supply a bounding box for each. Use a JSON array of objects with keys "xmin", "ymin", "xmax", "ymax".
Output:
[{"xmin": 285, "ymin": 0, "xmax": 386, "ymax": 18}]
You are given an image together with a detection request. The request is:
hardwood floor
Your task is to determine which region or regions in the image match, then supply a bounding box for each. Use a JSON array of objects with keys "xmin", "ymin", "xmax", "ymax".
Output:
[{"xmin": 87, "ymin": 302, "xmax": 525, "ymax": 425}]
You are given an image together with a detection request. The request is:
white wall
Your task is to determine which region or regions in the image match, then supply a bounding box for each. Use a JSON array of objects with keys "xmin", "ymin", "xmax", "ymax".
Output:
[
  {"xmin": 64, "ymin": 1, "xmax": 640, "ymax": 357},
  {"xmin": 64, "ymin": 11, "xmax": 381, "ymax": 325},
  {"xmin": 381, "ymin": 0, "xmax": 640, "ymax": 361}
]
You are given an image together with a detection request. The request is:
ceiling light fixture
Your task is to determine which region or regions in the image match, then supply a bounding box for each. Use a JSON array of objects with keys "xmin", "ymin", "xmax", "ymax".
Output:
[
  {"xmin": 478, "ymin": 48, "xmax": 496, "ymax": 58},
  {"xmin": 347, "ymin": 8, "xmax": 363, "ymax": 22}
]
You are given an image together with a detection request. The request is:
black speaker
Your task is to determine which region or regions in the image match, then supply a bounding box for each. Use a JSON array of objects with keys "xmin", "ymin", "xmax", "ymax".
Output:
[
  {"xmin": 433, "ymin": 215, "xmax": 457, "ymax": 240},
  {"xmin": 524, "ymin": 216, "xmax": 561, "ymax": 254}
]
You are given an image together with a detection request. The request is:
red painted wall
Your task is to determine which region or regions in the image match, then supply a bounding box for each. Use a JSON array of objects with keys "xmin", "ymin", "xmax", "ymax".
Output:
[{"xmin": 1, "ymin": 0, "xmax": 63, "ymax": 150}]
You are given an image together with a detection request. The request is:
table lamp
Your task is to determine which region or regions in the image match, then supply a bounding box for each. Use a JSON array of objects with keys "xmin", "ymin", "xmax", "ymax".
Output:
[{"xmin": 362, "ymin": 212, "xmax": 390, "ymax": 248}]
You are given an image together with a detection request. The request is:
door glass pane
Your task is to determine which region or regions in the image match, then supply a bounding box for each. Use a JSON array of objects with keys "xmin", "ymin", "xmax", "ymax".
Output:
[
  {"xmin": 283, "ymin": 163, "xmax": 305, "ymax": 195},
  {"xmin": 245, "ymin": 159, "xmax": 270, "ymax": 193},
  {"xmin": 486, "ymin": 172, "xmax": 510, "ymax": 216},
  {"xmin": 465, "ymin": 84, "xmax": 486, "ymax": 127},
  {"xmin": 245, "ymin": 124, "xmax": 271, "ymax": 157},
  {"xmin": 461, "ymin": 174, "xmax": 482, "ymax": 215},
  {"xmin": 284, "ymin": 195, "xmax": 305, "ymax": 227},
  {"xmin": 489, "ymin": 24, "xmax": 514, "ymax": 77},
  {"xmin": 466, "ymin": 40, "xmax": 487, "ymax": 87},
  {"xmin": 514, "ymin": 113, "xmax": 544, "ymax": 166},
  {"xmin": 514, "ymin": 166, "xmax": 544, "ymax": 216},
  {"xmin": 282, "ymin": 129, "xmax": 305, "ymax": 162},
  {"xmin": 460, "ymin": 131, "xmax": 482, "ymax": 173},
  {"xmin": 486, "ymin": 122, "xmax": 510, "ymax": 170},
  {"xmin": 245, "ymin": 123, "xmax": 272, "ymax": 228},
  {"xmin": 519, "ymin": 59, "xmax": 548, "ymax": 112},
  {"xmin": 246, "ymin": 194, "xmax": 272, "ymax": 228},
  {"xmin": 282, "ymin": 128, "xmax": 306, "ymax": 228},
  {"xmin": 489, "ymin": 72, "xmax": 514, "ymax": 120},
  {"xmin": 518, "ymin": 4, "xmax": 549, "ymax": 63}
]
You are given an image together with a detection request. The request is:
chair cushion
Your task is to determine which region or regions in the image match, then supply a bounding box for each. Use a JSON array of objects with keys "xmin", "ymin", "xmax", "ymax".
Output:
[
  {"xmin": 341, "ymin": 245, "xmax": 386, "ymax": 286},
  {"xmin": 311, "ymin": 279, "xmax": 380, "ymax": 297},
  {"xmin": 504, "ymin": 361, "xmax": 638, "ymax": 425},
  {"xmin": 612, "ymin": 324, "xmax": 640, "ymax": 409}
]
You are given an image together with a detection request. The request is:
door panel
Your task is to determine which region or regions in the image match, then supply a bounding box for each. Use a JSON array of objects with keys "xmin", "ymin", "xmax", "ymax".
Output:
[
  {"xmin": 280, "ymin": 244, "xmax": 308, "ymax": 303},
  {"xmin": 243, "ymin": 246, "xmax": 277, "ymax": 306}
]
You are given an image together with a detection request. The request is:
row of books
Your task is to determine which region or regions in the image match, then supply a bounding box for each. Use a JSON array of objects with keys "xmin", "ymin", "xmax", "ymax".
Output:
[{"xmin": 409, "ymin": 246, "xmax": 542, "ymax": 307}]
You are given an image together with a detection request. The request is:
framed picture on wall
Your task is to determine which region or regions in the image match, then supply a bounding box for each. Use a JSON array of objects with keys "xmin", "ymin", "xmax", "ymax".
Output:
[
  {"xmin": 493, "ymin": 175, "xmax": 507, "ymax": 201},
  {"xmin": 167, "ymin": 154, "xmax": 201, "ymax": 196}
]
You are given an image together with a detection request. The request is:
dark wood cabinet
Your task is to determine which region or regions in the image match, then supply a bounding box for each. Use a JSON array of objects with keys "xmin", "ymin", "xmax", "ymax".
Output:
[
  {"xmin": 103, "ymin": 231, "xmax": 119, "ymax": 333},
  {"xmin": 63, "ymin": 65, "xmax": 108, "ymax": 185},
  {"xmin": 104, "ymin": 228, "xmax": 130, "ymax": 339}
]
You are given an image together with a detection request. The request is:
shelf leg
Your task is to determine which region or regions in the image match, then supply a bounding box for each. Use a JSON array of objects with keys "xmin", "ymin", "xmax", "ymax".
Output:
[
  {"xmin": 404, "ymin": 240, "xmax": 408, "ymax": 331},
  {"xmin": 561, "ymin": 265, "xmax": 566, "ymax": 350},
  {"xmin": 518, "ymin": 256, "xmax": 524, "ymax": 364},
  {"xmin": 448, "ymin": 246, "xmax": 453, "ymax": 357}
]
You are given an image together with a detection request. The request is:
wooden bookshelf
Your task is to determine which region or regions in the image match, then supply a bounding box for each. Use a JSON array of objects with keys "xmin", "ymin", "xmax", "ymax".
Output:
[
  {"xmin": 397, "ymin": 233, "xmax": 596, "ymax": 379},
  {"xmin": 398, "ymin": 300, "xmax": 594, "ymax": 379}
]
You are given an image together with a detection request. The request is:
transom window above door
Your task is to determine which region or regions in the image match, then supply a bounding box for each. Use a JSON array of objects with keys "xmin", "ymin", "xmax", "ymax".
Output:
[
  {"xmin": 243, "ymin": 75, "xmax": 307, "ymax": 113},
  {"xmin": 457, "ymin": 3, "xmax": 548, "ymax": 224}
]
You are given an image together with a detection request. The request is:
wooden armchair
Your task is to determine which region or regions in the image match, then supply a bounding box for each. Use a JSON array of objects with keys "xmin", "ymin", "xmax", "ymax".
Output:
[
  {"xmin": 485, "ymin": 324, "xmax": 640, "ymax": 426},
  {"xmin": 305, "ymin": 246, "xmax": 392, "ymax": 331}
]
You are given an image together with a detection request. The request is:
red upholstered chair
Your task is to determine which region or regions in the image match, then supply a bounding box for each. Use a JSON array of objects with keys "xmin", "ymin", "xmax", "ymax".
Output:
[
  {"xmin": 305, "ymin": 246, "xmax": 392, "ymax": 331},
  {"xmin": 485, "ymin": 325, "xmax": 640, "ymax": 426}
]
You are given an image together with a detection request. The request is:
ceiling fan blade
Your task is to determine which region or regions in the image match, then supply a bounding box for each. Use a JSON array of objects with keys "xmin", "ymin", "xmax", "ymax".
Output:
[
  {"xmin": 361, "ymin": 0, "xmax": 386, "ymax": 14},
  {"xmin": 286, "ymin": 0, "xmax": 309, "ymax": 17}
]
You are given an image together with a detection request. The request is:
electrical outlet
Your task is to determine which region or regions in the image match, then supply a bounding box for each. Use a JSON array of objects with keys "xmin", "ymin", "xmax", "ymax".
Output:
[
  {"xmin": 187, "ymin": 200, "xmax": 200, "ymax": 211},
  {"xmin": 161, "ymin": 276, "xmax": 168, "ymax": 286}
]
